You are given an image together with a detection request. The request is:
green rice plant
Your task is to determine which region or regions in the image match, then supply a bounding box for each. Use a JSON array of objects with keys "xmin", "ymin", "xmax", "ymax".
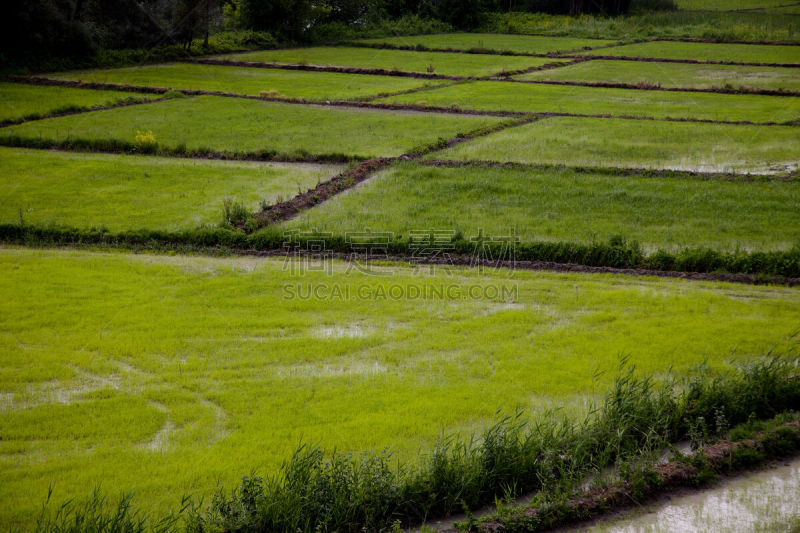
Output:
[
  {"xmin": 0, "ymin": 82, "xmax": 159, "ymax": 123},
  {"xmin": 0, "ymin": 96, "xmax": 502, "ymax": 159},
  {"xmin": 182, "ymin": 356, "xmax": 800, "ymax": 532},
  {"xmin": 0, "ymin": 148, "xmax": 339, "ymax": 231},
  {"xmin": 2, "ymin": 246, "xmax": 799, "ymax": 528},
  {"xmin": 578, "ymin": 41, "xmax": 800, "ymax": 63},
  {"xmin": 33, "ymin": 488, "xmax": 188, "ymax": 533},
  {"xmin": 213, "ymin": 47, "xmax": 554, "ymax": 77},
  {"xmin": 48, "ymin": 63, "xmax": 437, "ymax": 101},
  {"xmin": 427, "ymin": 117, "xmax": 800, "ymax": 174},
  {"xmin": 285, "ymin": 162, "xmax": 800, "ymax": 253},
  {"xmin": 377, "ymin": 80, "xmax": 800, "ymax": 122},
  {"xmin": 515, "ymin": 60, "xmax": 800, "ymax": 92}
]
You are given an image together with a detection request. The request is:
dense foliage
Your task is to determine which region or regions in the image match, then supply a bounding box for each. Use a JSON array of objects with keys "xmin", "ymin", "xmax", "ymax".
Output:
[{"xmin": 2, "ymin": 0, "xmax": 670, "ymax": 66}]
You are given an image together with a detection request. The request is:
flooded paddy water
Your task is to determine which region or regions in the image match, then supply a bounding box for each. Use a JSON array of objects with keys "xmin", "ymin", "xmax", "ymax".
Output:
[{"xmin": 582, "ymin": 456, "xmax": 800, "ymax": 532}]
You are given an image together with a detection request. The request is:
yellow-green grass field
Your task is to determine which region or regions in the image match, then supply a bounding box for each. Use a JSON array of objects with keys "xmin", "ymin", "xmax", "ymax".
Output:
[
  {"xmin": 427, "ymin": 116, "xmax": 800, "ymax": 174},
  {"xmin": 1, "ymin": 247, "xmax": 799, "ymax": 528},
  {"xmin": 285, "ymin": 162, "xmax": 800, "ymax": 252},
  {"xmin": 0, "ymin": 147, "xmax": 341, "ymax": 231},
  {"xmin": 577, "ymin": 40, "xmax": 800, "ymax": 64},
  {"xmin": 515, "ymin": 59, "xmax": 800, "ymax": 91},
  {"xmin": 48, "ymin": 63, "xmax": 437, "ymax": 101},
  {"xmin": 0, "ymin": 96, "xmax": 504, "ymax": 159},
  {"xmin": 214, "ymin": 46, "xmax": 559, "ymax": 77},
  {"xmin": 375, "ymin": 80, "xmax": 800, "ymax": 122},
  {"xmin": 355, "ymin": 33, "xmax": 620, "ymax": 54},
  {"xmin": 0, "ymin": 82, "xmax": 159, "ymax": 123}
]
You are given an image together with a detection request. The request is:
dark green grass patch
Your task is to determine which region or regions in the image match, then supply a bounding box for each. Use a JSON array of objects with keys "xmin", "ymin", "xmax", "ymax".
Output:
[
  {"xmin": 376, "ymin": 80, "xmax": 800, "ymax": 122},
  {"xmin": 676, "ymin": 0, "xmax": 794, "ymax": 10},
  {"xmin": 48, "ymin": 63, "xmax": 436, "ymax": 101},
  {"xmin": 429, "ymin": 116, "xmax": 800, "ymax": 174},
  {"xmin": 286, "ymin": 162, "xmax": 800, "ymax": 252},
  {"xmin": 0, "ymin": 81, "xmax": 159, "ymax": 123},
  {"xmin": 578, "ymin": 40, "xmax": 800, "ymax": 63},
  {"xmin": 516, "ymin": 59, "xmax": 800, "ymax": 92},
  {"xmin": 483, "ymin": 10, "xmax": 800, "ymax": 42},
  {"xmin": 213, "ymin": 47, "xmax": 556, "ymax": 77},
  {"xmin": 0, "ymin": 96, "xmax": 503, "ymax": 159},
  {"xmin": 0, "ymin": 147, "xmax": 341, "ymax": 232},
  {"xmin": 354, "ymin": 33, "xmax": 619, "ymax": 54}
]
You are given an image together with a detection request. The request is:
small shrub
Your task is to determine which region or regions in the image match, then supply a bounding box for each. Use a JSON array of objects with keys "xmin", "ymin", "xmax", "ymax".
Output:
[
  {"xmin": 134, "ymin": 130, "xmax": 157, "ymax": 151},
  {"xmin": 221, "ymin": 199, "xmax": 252, "ymax": 227},
  {"xmin": 163, "ymin": 90, "xmax": 186, "ymax": 99}
]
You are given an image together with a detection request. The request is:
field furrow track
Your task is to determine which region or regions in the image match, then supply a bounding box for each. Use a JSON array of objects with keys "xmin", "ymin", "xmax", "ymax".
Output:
[{"xmin": 244, "ymin": 249, "xmax": 800, "ymax": 286}]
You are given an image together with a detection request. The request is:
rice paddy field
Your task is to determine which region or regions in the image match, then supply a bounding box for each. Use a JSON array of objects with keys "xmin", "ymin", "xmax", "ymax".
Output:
[
  {"xmin": 515, "ymin": 60, "xmax": 800, "ymax": 91},
  {"xmin": 2, "ymin": 9, "xmax": 800, "ymax": 533}
]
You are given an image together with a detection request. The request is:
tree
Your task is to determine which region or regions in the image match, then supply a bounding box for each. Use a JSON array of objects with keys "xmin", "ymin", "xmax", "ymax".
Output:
[{"xmin": 238, "ymin": 0, "xmax": 320, "ymax": 40}]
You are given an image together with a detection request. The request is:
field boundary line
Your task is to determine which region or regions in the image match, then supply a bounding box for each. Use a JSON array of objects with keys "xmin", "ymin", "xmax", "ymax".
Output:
[
  {"xmin": 495, "ymin": 77, "xmax": 800, "ymax": 97},
  {"xmin": 0, "ymin": 138, "xmax": 361, "ymax": 164},
  {"xmin": 554, "ymin": 54, "xmax": 800, "ymax": 68},
  {"xmin": 0, "ymin": 96, "xmax": 169, "ymax": 129},
  {"xmin": 420, "ymin": 159, "xmax": 799, "ymax": 182},
  {"xmin": 484, "ymin": 57, "xmax": 592, "ymax": 79},
  {"xmin": 243, "ymin": 250, "xmax": 800, "ymax": 287},
  {"xmin": 4, "ymin": 235, "xmax": 795, "ymax": 286}
]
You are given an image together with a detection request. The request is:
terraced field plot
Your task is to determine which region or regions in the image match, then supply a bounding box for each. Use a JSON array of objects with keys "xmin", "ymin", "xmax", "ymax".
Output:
[
  {"xmin": 2, "ymin": 247, "xmax": 799, "ymax": 527},
  {"xmin": 577, "ymin": 40, "xmax": 800, "ymax": 64},
  {"xmin": 0, "ymin": 95, "xmax": 503, "ymax": 158},
  {"xmin": 515, "ymin": 59, "xmax": 800, "ymax": 91},
  {"xmin": 214, "ymin": 46, "xmax": 558, "ymax": 77},
  {"xmin": 0, "ymin": 148, "xmax": 340, "ymax": 231},
  {"xmin": 0, "ymin": 82, "xmax": 159, "ymax": 122},
  {"xmin": 377, "ymin": 80, "xmax": 800, "ymax": 122},
  {"xmin": 286, "ymin": 162, "xmax": 800, "ymax": 252},
  {"xmin": 355, "ymin": 32, "xmax": 619, "ymax": 54},
  {"xmin": 426, "ymin": 117, "xmax": 800, "ymax": 174},
  {"xmin": 50, "ymin": 63, "xmax": 437, "ymax": 100}
]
